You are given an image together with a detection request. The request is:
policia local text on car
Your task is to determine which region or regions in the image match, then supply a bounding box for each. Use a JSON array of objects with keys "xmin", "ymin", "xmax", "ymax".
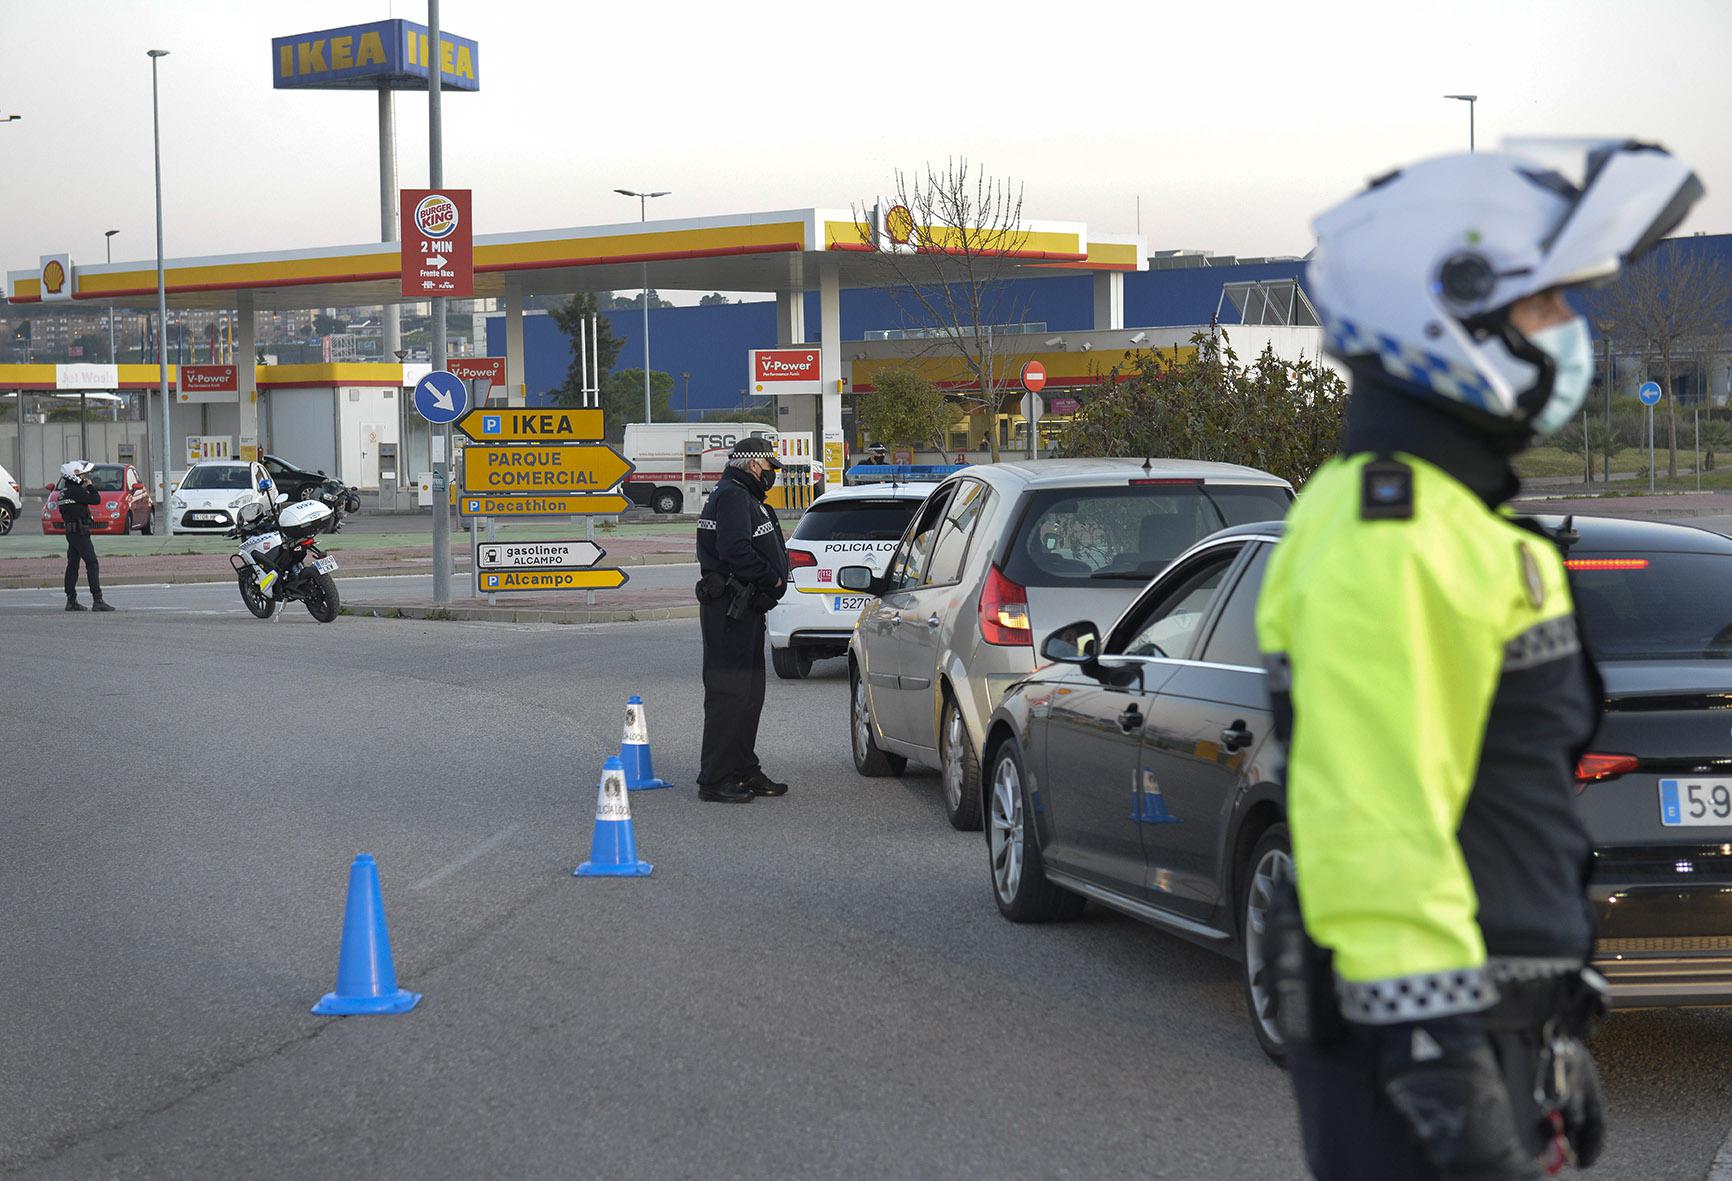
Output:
[
  {"xmin": 57, "ymin": 461, "xmax": 115, "ymax": 612},
  {"xmin": 1256, "ymin": 141, "xmax": 1703, "ymax": 1179},
  {"xmin": 695, "ymin": 437, "xmax": 791, "ymax": 804}
]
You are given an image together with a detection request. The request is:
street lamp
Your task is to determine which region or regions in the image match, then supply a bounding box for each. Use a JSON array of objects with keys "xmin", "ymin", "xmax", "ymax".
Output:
[
  {"xmin": 681, "ymin": 371, "xmax": 691, "ymax": 420},
  {"xmin": 104, "ymin": 230, "xmax": 119, "ymax": 363},
  {"xmin": 614, "ymin": 188, "xmax": 670, "ymax": 423},
  {"xmin": 1444, "ymin": 94, "xmax": 1477, "ymax": 152},
  {"xmin": 149, "ymin": 49, "xmax": 173, "ymax": 534}
]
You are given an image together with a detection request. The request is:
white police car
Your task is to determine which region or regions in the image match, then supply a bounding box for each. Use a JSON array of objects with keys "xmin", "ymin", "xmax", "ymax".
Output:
[{"xmin": 768, "ymin": 481, "xmax": 938, "ymax": 679}]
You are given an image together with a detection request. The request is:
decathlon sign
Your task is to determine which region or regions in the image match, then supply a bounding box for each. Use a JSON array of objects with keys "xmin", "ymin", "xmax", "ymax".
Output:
[{"xmin": 750, "ymin": 348, "xmax": 823, "ymax": 396}]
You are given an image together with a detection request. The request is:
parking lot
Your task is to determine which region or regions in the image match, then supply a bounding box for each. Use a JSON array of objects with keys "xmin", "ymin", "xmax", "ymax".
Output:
[{"xmin": 2, "ymin": 594, "xmax": 1730, "ymax": 1179}]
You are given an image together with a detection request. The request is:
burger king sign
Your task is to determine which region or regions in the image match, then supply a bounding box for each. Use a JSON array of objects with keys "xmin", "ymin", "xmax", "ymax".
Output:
[{"xmin": 400, "ymin": 188, "xmax": 473, "ymax": 298}]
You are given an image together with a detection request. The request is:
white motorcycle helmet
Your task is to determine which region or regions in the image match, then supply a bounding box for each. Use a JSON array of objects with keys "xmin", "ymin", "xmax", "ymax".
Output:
[
  {"xmin": 59, "ymin": 460, "xmax": 94, "ymax": 481},
  {"xmin": 1309, "ymin": 140, "xmax": 1702, "ymax": 437}
]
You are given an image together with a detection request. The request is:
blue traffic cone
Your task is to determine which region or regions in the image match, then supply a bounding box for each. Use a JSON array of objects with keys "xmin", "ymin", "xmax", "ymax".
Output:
[
  {"xmin": 619, "ymin": 694, "xmax": 671, "ymax": 790},
  {"xmin": 575, "ymin": 757, "xmax": 653, "ymax": 877},
  {"xmin": 312, "ymin": 853, "xmax": 422, "ymax": 1015}
]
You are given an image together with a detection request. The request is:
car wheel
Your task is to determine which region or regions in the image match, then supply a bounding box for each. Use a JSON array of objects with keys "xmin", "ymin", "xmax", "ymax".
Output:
[
  {"xmin": 989, "ymin": 738, "xmax": 1085, "ymax": 922},
  {"xmin": 0, "ymin": 503, "xmax": 14, "ymax": 535},
  {"xmin": 652, "ymin": 488, "xmax": 683, "ymax": 515},
  {"xmin": 850, "ymin": 666, "xmax": 906, "ymax": 777},
  {"xmin": 121, "ymin": 512, "xmax": 132, "ymax": 535},
  {"xmin": 139, "ymin": 510, "xmax": 153, "ymax": 536},
  {"xmin": 940, "ymin": 695, "xmax": 983, "ymax": 832},
  {"xmin": 771, "ymin": 645, "xmax": 813, "ymax": 680},
  {"xmin": 1240, "ymin": 822, "xmax": 1293, "ymax": 1065}
]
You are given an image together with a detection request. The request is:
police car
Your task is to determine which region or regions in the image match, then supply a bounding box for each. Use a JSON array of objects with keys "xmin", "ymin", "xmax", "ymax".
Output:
[{"xmin": 768, "ymin": 481, "xmax": 939, "ymax": 679}]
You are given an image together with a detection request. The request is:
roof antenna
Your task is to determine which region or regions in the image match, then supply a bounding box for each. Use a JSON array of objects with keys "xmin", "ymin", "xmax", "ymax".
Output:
[
  {"xmin": 1555, "ymin": 514, "xmax": 1580, "ymax": 552},
  {"xmin": 1141, "ymin": 456, "xmax": 1152, "ymax": 474}
]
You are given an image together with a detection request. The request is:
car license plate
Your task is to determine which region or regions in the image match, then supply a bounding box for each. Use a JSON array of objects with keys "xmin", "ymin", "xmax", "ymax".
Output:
[
  {"xmin": 193, "ymin": 513, "xmax": 221, "ymax": 523},
  {"xmin": 827, "ymin": 594, "xmax": 871, "ymax": 613},
  {"xmin": 1659, "ymin": 778, "xmax": 1732, "ymax": 826},
  {"xmin": 314, "ymin": 556, "xmax": 339, "ymax": 575}
]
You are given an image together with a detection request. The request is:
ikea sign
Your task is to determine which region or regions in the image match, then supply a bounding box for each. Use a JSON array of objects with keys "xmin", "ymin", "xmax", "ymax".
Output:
[{"xmin": 271, "ymin": 19, "xmax": 479, "ymax": 91}]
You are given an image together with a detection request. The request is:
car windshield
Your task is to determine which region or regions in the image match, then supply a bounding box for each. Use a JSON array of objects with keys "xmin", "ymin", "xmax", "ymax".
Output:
[
  {"xmin": 1004, "ymin": 483, "xmax": 1291, "ymax": 588},
  {"xmin": 87, "ymin": 465, "xmax": 126, "ymax": 492},
  {"xmin": 180, "ymin": 465, "xmax": 252, "ymax": 491},
  {"xmin": 1569, "ymin": 551, "xmax": 1732, "ymax": 661},
  {"xmin": 792, "ymin": 497, "xmax": 925, "ymax": 542}
]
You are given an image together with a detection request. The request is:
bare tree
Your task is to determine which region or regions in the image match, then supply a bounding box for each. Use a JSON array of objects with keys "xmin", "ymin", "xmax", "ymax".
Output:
[
  {"xmin": 855, "ymin": 160, "xmax": 1036, "ymax": 463},
  {"xmin": 1593, "ymin": 247, "xmax": 1732, "ymax": 477}
]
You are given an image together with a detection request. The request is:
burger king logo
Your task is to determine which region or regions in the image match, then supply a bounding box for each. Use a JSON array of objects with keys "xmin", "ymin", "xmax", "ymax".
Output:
[
  {"xmin": 415, "ymin": 193, "xmax": 460, "ymax": 239},
  {"xmin": 41, "ymin": 258, "xmax": 67, "ymax": 294}
]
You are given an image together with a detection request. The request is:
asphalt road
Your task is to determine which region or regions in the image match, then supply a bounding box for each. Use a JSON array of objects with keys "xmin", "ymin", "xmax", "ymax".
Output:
[{"xmin": 2, "ymin": 609, "xmax": 1730, "ymax": 1179}]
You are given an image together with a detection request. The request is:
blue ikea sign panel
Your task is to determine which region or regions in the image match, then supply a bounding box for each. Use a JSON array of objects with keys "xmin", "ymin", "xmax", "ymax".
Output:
[{"xmin": 272, "ymin": 20, "xmax": 480, "ymax": 91}]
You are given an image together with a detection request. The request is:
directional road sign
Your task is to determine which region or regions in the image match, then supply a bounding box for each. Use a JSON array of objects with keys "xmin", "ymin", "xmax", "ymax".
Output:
[
  {"xmin": 478, "ymin": 568, "xmax": 629, "ymax": 592},
  {"xmin": 413, "ymin": 369, "xmax": 470, "ymax": 424},
  {"xmin": 1639, "ymin": 381, "xmax": 1663, "ymax": 406},
  {"xmin": 458, "ymin": 493, "xmax": 631, "ymax": 517},
  {"xmin": 475, "ymin": 540, "xmax": 604, "ymax": 571},
  {"xmin": 456, "ymin": 407, "xmax": 604, "ymax": 444},
  {"xmin": 461, "ymin": 442, "xmax": 632, "ymax": 495}
]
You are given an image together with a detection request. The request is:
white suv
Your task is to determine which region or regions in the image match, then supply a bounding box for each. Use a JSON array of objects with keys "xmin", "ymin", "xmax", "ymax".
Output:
[
  {"xmin": 0, "ymin": 462, "xmax": 20, "ymax": 535},
  {"xmin": 767, "ymin": 482, "xmax": 938, "ymax": 679}
]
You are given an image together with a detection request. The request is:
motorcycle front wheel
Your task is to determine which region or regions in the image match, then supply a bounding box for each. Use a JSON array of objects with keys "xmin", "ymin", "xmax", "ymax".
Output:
[
  {"xmin": 238, "ymin": 571, "xmax": 274, "ymax": 619},
  {"xmin": 305, "ymin": 570, "xmax": 340, "ymax": 623}
]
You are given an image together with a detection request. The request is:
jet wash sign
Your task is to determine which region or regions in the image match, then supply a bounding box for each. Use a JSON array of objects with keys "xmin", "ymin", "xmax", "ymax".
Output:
[{"xmin": 271, "ymin": 19, "xmax": 480, "ymax": 91}]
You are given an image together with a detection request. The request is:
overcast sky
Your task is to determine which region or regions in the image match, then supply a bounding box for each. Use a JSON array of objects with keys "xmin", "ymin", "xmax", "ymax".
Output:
[{"xmin": 4, "ymin": 0, "xmax": 1730, "ymax": 302}]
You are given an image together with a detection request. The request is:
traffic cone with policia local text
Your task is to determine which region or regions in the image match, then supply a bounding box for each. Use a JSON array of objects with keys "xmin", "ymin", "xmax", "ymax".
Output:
[
  {"xmin": 575, "ymin": 757, "xmax": 653, "ymax": 877},
  {"xmin": 619, "ymin": 695, "xmax": 671, "ymax": 791}
]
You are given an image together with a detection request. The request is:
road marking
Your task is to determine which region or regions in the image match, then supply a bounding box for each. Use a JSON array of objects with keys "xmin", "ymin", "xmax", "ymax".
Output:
[
  {"xmin": 412, "ymin": 824, "xmax": 520, "ymax": 889},
  {"xmin": 1710, "ymin": 1122, "xmax": 1732, "ymax": 1181}
]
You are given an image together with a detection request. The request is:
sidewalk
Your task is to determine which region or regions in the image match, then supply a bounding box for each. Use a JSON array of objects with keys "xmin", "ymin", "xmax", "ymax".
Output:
[{"xmin": 343, "ymin": 586, "xmax": 699, "ymax": 625}]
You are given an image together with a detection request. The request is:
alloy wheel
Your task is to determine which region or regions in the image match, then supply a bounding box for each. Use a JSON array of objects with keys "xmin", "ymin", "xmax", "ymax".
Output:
[
  {"xmin": 852, "ymin": 677, "xmax": 871, "ymax": 761},
  {"xmin": 989, "ymin": 756, "xmax": 1024, "ymax": 901},
  {"xmin": 942, "ymin": 704, "xmax": 965, "ymax": 812},
  {"xmin": 1244, "ymin": 845, "xmax": 1294, "ymax": 1050}
]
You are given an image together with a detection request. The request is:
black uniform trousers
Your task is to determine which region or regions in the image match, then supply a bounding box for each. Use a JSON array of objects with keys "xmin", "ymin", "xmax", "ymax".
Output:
[
  {"xmin": 697, "ymin": 602, "xmax": 766, "ymax": 787},
  {"xmin": 1290, "ymin": 1014, "xmax": 1550, "ymax": 1179},
  {"xmin": 64, "ymin": 528, "xmax": 102, "ymax": 598}
]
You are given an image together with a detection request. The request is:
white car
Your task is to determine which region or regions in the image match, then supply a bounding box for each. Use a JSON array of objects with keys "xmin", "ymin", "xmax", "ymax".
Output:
[
  {"xmin": 171, "ymin": 460, "xmax": 272, "ymax": 533},
  {"xmin": 0, "ymin": 461, "xmax": 20, "ymax": 535},
  {"xmin": 769, "ymin": 481, "xmax": 939, "ymax": 679}
]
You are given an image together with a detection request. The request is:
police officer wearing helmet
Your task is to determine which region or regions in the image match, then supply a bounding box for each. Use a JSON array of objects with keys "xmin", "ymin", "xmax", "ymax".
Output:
[
  {"xmin": 1256, "ymin": 141, "xmax": 1702, "ymax": 1178},
  {"xmin": 57, "ymin": 460, "xmax": 114, "ymax": 612},
  {"xmin": 694, "ymin": 436, "xmax": 790, "ymax": 803}
]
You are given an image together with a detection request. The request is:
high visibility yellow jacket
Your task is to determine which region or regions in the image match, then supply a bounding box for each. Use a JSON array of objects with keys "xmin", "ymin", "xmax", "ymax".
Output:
[{"xmin": 1256, "ymin": 452, "xmax": 1596, "ymax": 1021}]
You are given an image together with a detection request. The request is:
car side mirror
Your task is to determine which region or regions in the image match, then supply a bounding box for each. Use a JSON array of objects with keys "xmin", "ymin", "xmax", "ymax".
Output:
[
  {"xmin": 317, "ymin": 469, "xmax": 326, "ymax": 476},
  {"xmin": 130, "ymin": 483, "xmax": 144, "ymax": 493},
  {"xmin": 1041, "ymin": 620, "xmax": 1101, "ymax": 665},
  {"xmin": 837, "ymin": 565, "xmax": 878, "ymax": 593}
]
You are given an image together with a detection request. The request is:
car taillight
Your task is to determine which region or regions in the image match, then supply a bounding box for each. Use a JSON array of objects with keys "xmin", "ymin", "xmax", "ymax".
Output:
[
  {"xmin": 787, "ymin": 547, "xmax": 816, "ymax": 569},
  {"xmin": 1575, "ymin": 753, "xmax": 1639, "ymax": 789},
  {"xmin": 1565, "ymin": 558, "xmax": 1649, "ymax": 571},
  {"xmin": 1129, "ymin": 477, "xmax": 1203, "ymax": 486},
  {"xmin": 979, "ymin": 564, "xmax": 1031, "ymax": 647}
]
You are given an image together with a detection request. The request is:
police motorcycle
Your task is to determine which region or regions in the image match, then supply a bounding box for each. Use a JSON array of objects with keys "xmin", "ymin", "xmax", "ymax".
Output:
[{"xmin": 225, "ymin": 476, "xmax": 341, "ymax": 623}]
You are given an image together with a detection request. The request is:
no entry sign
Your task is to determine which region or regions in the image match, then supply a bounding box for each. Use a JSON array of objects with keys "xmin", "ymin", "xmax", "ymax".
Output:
[
  {"xmin": 1021, "ymin": 360, "xmax": 1048, "ymax": 394},
  {"xmin": 401, "ymin": 188, "xmax": 473, "ymax": 298}
]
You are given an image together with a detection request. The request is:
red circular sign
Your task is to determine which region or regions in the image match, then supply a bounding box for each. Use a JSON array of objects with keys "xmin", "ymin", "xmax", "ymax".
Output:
[{"xmin": 1021, "ymin": 360, "xmax": 1048, "ymax": 394}]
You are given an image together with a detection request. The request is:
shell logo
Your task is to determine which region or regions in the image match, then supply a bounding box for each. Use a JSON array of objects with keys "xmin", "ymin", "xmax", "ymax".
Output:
[
  {"xmin": 415, "ymin": 193, "xmax": 460, "ymax": 239},
  {"xmin": 885, "ymin": 204, "xmax": 916, "ymax": 246},
  {"xmin": 41, "ymin": 258, "xmax": 67, "ymax": 295}
]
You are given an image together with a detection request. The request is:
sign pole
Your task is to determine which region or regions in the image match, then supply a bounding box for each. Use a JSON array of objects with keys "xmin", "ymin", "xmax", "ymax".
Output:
[
  {"xmin": 1648, "ymin": 403, "xmax": 1654, "ymax": 494},
  {"xmin": 428, "ymin": 0, "xmax": 450, "ymax": 605}
]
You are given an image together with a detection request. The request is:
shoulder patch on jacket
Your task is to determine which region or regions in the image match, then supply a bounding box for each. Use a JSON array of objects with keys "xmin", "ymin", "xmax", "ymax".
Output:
[{"xmin": 1360, "ymin": 456, "xmax": 1414, "ymax": 520}]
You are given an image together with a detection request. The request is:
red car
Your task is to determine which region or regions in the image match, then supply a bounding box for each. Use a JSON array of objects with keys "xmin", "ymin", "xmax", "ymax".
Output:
[{"xmin": 41, "ymin": 463, "xmax": 156, "ymax": 535}]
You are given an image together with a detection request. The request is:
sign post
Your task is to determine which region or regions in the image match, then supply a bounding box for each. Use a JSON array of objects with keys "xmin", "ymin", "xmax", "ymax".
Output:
[
  {"xmin": 1639, "ymin": 380, "xmax": 1662, "ymax": 493},
  {"xmin": 1021, "ymin": 360, "xmax": 1048, "ymax": 458}
]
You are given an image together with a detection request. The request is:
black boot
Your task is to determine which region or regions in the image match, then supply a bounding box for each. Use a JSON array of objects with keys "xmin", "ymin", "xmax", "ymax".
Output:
[
  {"xmin": 91, "ymin": 596, "xmax": 115, "ymax": 613},
  {"xmin": 65, "ymin": 595, "xmax": 86, "ymax": 612},
  {"xmin": 741, "ymin": 769, "xmax": 789, "ymax": 797},
  {"xmin": 697, "ymin": 779, "xmax": 755, "ymax": 804}
]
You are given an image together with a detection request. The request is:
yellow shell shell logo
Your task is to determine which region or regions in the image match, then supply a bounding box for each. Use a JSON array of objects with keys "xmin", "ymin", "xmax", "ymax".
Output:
[
  {"xmin": 885, "ymin": 204, "xmax": 916, "ymax": 246},
  {"xmin": 42, "ymin": 258, "xmax": 66, "ymax": 294}
]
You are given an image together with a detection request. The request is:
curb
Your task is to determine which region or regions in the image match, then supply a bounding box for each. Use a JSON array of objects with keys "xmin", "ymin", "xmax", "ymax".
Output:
[{"xmin": 342, "ymin": 602, "xmax": 700, "ymax": 625}]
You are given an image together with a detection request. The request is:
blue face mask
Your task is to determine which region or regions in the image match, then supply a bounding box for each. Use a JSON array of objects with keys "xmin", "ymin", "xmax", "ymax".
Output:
[{"xmin": 1528, "ymin": 316, "xmax": 1594, "ymax": 436}]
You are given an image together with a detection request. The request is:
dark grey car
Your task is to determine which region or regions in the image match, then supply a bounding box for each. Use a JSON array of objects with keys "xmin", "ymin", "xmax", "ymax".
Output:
[{"xmin": 980, "ymin": 515, "xmax": 1732, "ymax": 1060}]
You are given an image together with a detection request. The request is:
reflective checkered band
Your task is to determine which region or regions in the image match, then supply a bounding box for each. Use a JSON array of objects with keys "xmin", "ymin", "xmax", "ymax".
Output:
[
  {"xmin": 1337, "ymin": 966, "xmax": 1498, "ymax": 1024},
  {"xmin": 1326, "ymin": 315, "xmax": 1496, "ymax": 410},
  {"xmin": 752, "ymin": 520, "xmax": 775, "ymax": 538},
  {"xmin": 1485, "ymin": 955, "xmax": 1581, "ymax": 984},
  {"xmin": 696, "ymin": 518, "xmax": 717, "ymax": 530},
  {"xmin": 1503, "ymin": 616, "xmax": 1580, "ymax": 672}
]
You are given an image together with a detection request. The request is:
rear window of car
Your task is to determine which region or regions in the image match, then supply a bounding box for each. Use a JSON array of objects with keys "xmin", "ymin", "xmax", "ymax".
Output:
[
  {"xmin": 1568, "ymin": 551, "xmax": 1732, "ymax": 661},
  {"xmin": 181, "ymin": 465, "xmax": 252, "ymax": 491},
  {"xmin": 792, "ymin": 497, "xmax": 925, "ymax": 542},
  {"xmin": 1003, "ymin": 483, "xmax": 1291, "ymax": 588}
]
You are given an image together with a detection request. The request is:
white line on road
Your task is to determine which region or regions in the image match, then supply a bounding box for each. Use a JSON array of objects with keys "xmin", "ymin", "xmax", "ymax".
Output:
[
  {"xmin": 1710, "ymin": 1122, "xmax": 1732, "ymax": 1181},
  {"xmin": 412, "ymin": 824, "xmax": 521, "ymax": 890}
]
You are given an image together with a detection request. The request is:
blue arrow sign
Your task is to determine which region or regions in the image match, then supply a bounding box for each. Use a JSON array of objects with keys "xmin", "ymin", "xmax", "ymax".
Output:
[
  {"xmin": 414, "ymin": 370, "xmax": 470, "ymax": 424},
  {"xmin": 1638, "ymin": 381, "xmax": 1663, "ymax": 407}
]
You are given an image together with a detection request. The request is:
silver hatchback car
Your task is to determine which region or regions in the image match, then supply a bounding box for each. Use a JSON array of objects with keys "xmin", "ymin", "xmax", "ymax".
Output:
[{"xmin": 838, "ymin": 459, "xmax": 1293, "ymax": 830}]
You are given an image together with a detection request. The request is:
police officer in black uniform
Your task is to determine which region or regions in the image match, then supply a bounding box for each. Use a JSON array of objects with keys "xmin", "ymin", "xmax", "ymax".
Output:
[
  {"xmin": 58, "ymin": 461, "xmax": 114, "ymax": 612},
  {"xmin": 695, "ymin": 436, "xmax": 790, "ymax": 803}
]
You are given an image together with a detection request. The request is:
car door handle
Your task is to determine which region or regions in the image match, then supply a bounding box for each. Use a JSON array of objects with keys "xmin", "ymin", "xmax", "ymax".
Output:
[
  {"xmin": 1118, "ymin": 704, "xmax": 1143, "ymax": 733},
  {"xmin": 1220, "ymin": 720, "xmax": 1254, "ymax": 752},
  {"xmin": 926, "ymin": 613, "xmax": 942, "ymax": 629},
  {"xmin": 883, "ymin": 610, "xmax": 901, "ymax": 625}
]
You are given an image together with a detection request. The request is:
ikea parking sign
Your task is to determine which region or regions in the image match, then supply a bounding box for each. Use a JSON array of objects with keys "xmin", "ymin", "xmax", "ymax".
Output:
[{"xmin": 271, "ymin": 19, "xmax": 480, "ymax": 91}]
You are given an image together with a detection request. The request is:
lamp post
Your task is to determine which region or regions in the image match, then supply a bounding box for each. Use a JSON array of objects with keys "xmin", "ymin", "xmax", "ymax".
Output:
[
  {"xmin": 149, "ymin": 49, "xmax": 174, "ymax": 535},
  {"xmin": 613, "ymin": 188, "xmax": 670, "ymax": 424},
  {"xmin": 681, "ymin": 371, "xmax": 691, "ymax": 420},
  {"xmin": 104, "ymin": 230, "xmax": 119, "ymax": 363},
  {"xmin": 1444, "ymin": 94, "xmax": 1477, "ymax": 152}
]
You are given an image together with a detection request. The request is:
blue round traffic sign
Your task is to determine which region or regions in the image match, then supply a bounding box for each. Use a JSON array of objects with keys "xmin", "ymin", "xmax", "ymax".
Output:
[
  {"xmin": 414, "ymin": 370, "xmax": 470, "ymax": 424},
  {"xmin": 1638, "ymin": 381, "xmax": 1663, "ymax": 407}
]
